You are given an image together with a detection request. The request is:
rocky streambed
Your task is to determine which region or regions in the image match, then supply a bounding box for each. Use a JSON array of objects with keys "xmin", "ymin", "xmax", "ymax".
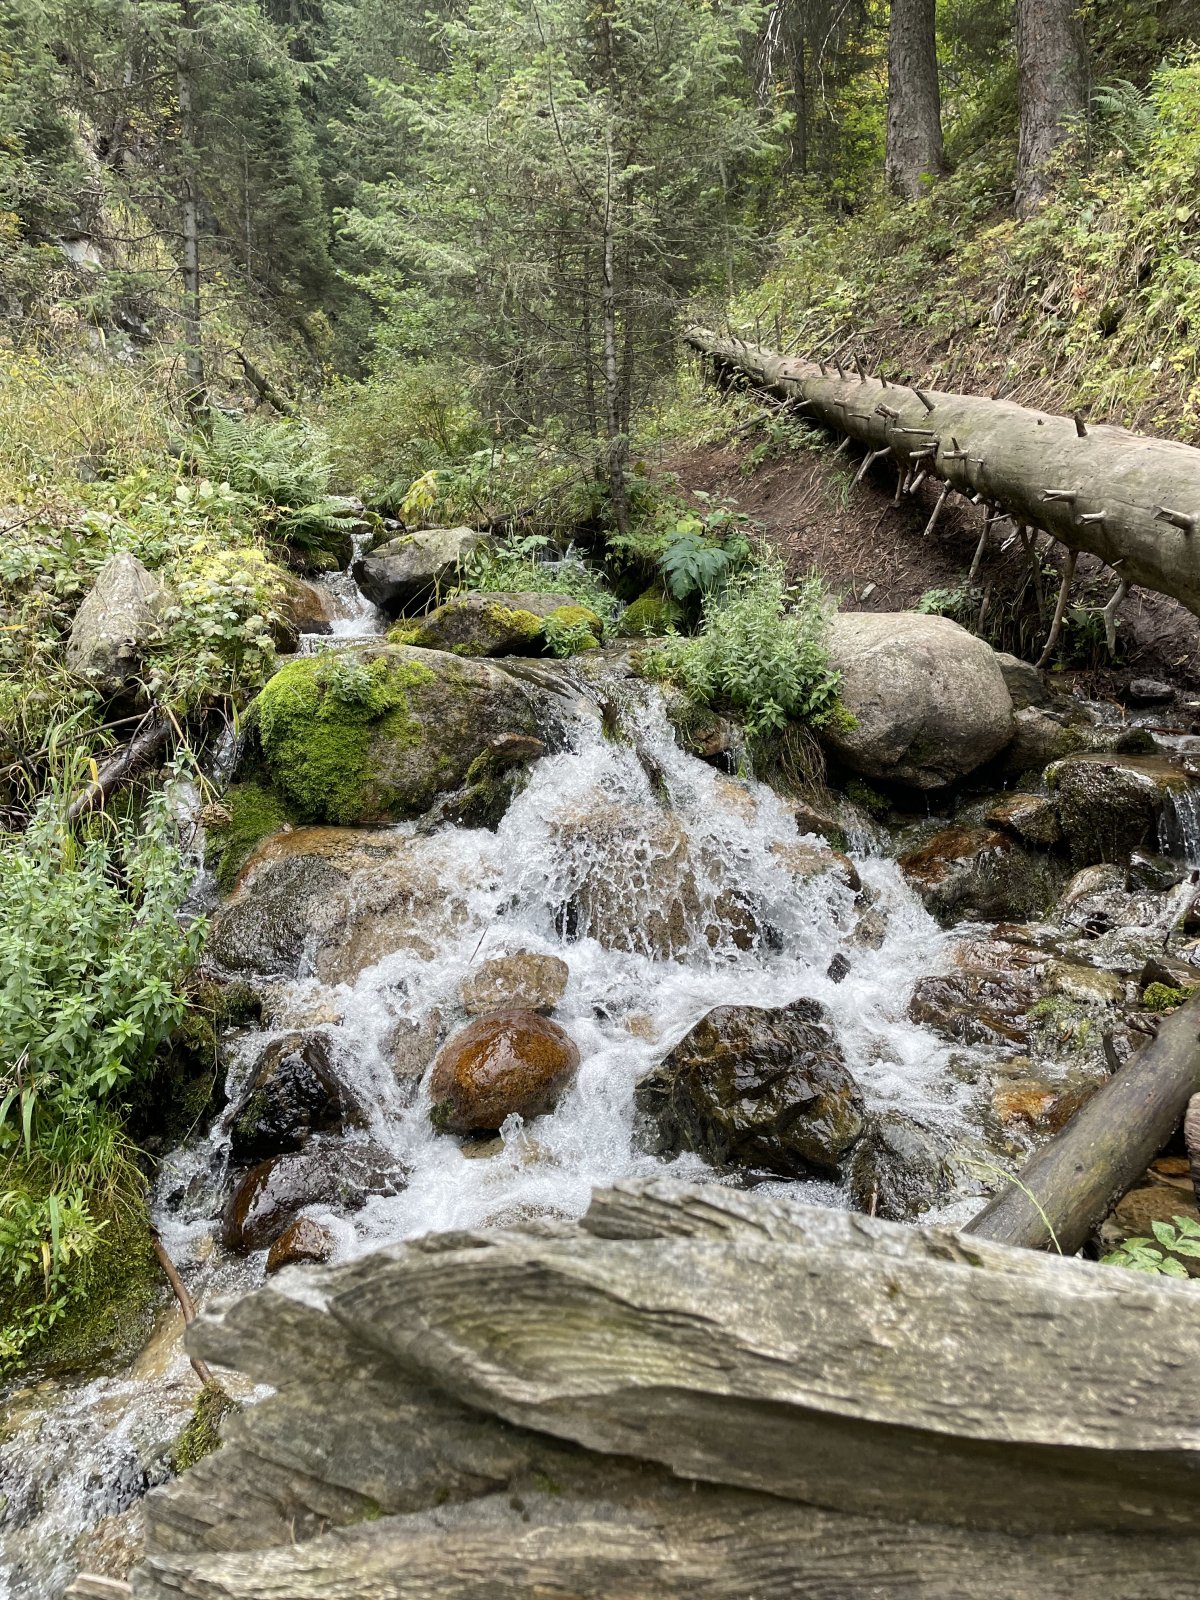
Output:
[{"xmin": 5, "ymin": 532, "xmax": 1200, "ymax": 1598}]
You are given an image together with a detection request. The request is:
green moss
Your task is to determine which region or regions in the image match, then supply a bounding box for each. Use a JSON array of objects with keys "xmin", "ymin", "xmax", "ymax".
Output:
[
  {"xmin": 205, "ymin": 779, "xmax": 297, "ymax": 895},
  {"xmin": 1143, "ymin": 982, "xmax": 1193, "ymax": 1012},
  {"xmin": 170, "ymin": 1381, "xmax": 240, "ymax": 1474},
  {"xmin": 387, "ymin": 622, "xmax": 424, "ymax": 646},
  {"xmin": 252, "ymin": 651, "xmax": 435, "ymax": 824},
  {"xmin": 31, "ymin": 1196, "xmax": 162, "ymax": 1379},
  {"xmin": 845, "ymin": 778, "xmax": 889, "ymax": 817},
  {"xmin": 618, "ymin": 591, "xmax": 681, "ymax": 637},
  {"xmin": 543, "ymin": 603, "xmax": 602, "ymax": 657}
]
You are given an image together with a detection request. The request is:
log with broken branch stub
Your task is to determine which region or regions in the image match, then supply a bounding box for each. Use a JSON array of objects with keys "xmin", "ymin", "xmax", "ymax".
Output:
[
  {"xmin": 967, "ymin": 991, "xmax": 1200, "ymax": 1254},
  {"xmin": 686, "ymin": 326, "xmax": 1200, "ymax": 617}
]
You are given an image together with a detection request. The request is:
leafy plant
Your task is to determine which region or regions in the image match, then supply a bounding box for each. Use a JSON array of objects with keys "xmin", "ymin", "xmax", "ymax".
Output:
[
  {"xmin": 644, "ymin": 566, "xmax": 843, "ymax": 737},
  {"xmin": 1102, "ymin": 1215, "xmax": 1200, "ymax": 1277},
  {"xmin": 915, "ymin": 583, "xmax": 982, "ymax": 623},
  {"xmin": 660, "ymin": 513, "xmax": 752, "ymax": 602}
]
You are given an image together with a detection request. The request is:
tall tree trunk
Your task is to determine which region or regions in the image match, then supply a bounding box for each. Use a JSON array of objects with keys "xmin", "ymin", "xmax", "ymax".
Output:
[
  {"xmin": 1015, "ymin": 0, "xmax": 1086, "ymax": 216},
  {"xmin": 885, "ymin": 0, "xmax": 944, "ymax": 201},
  {"xmin": 177, "ymin": 0, "xmax": 206, "ymax": 414},
  {"xmin": 600, "ymin": 138, "xmax": 629, "ymax": 536}
]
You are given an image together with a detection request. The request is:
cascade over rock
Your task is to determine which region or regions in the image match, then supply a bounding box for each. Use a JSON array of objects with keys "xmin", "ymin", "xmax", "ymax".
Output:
[{"xmin": 821, "ymin": 611, "xmax": 1015, "ymax": 789}]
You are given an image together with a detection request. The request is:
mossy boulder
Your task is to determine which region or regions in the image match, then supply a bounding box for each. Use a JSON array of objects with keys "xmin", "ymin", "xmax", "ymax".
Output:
[
  {"xmin": 352, "ymin": 525, "xmax": 486, "ymax": 614},
  {"xmin": 250, "ymin": 645, "xmax": 543, "ymax": 825},
  {"xmin": 1047, "ymin": 753, "xmax": 1189, "ymax": 866},
  {"xmin": 391, "ymin": 592, "xmax": 603, "ymax": 658},
  {"xmin": 636, "ymin": 998, "xmax": 865, "ymax": 1177},
  {"xmin": 204, "ymin": 779, "xmax": 298, "ymax": 895},
  {"xmin": 619, "ymin": 590, "xmax": 682, "ymax": 637},
  {"xmin": 428, "ymin": 1010, "xmax": 581, "ymax": 1134}
]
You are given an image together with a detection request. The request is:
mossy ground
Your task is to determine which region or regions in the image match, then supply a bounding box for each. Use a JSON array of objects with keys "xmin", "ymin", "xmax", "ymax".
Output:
[{"xmin": 205, "ymin": 779, "xmax": 298, "ymax": 894}]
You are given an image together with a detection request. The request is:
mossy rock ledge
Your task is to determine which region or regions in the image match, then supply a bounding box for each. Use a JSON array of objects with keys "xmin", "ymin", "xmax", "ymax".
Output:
[
  {"xmin": 390, "ymin": 592, "xmax": 603, "ymax": 657},
  {"xmin": 250, "ymin": 645, "xmax": 545, "ymax": 825}
]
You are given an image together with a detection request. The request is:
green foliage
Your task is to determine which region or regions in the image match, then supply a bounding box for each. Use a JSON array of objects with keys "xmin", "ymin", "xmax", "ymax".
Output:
[
  {"xmin": 462, "ymin": 534, "xmax": 616, "ymax": 620},
  {"xmin": 1102, "ymin": 1215, "xmax": 1200, "ymax": 1277},
  {"xmin": 543, "ymin": 607, "xmax": 601, "ymax": 658},
  {"xmin": 643, "ymin": 566, "xmax": 842, "ymax": 737},
  {"xmin": 914, "ymin": 583, "xmax": 982, "ymax": 624},
  {"xmin": 205, "ymin": 779, "xmax": 297, "ymax": 894},
  {"xmin": 0, "ymin": 778, "xmax": 201, "ymax": 1369}
]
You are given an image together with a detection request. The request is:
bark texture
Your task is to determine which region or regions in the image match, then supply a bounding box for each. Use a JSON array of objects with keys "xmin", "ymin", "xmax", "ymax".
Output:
[
  {"xmin": 1016, "ymin": 0, "xmax": 1086, "ymax": 216},
  {"xmin": 684, "ymin": 326, "xmax": 1200, "ymax": 619},
  {"xmin": 885, "ymin": 0, "xmax": 944, "ymax": 200},
  {"xmin": 133, "ymin": 1180, "xmax": 1200, "ymax": 1599},
  {"xmin": 969, "ymin": 992, "xmax": 1200, "ymax": 1253}
]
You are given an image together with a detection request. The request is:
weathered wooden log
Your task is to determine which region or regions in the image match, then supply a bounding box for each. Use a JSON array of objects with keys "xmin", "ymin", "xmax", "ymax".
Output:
[
  {"xmin": 133, "ymin": 1180, "xmax": 1200, "ymax": 1599},
  {"xmin": 967, "ymin": 991, "xmax": 1200, "ymax": 1253},
  {"xmin": 685, "ymin": 326, "xmax": 1200, "ymax": 618},
  {"xmin": 67, "ymin": 714, "xmax": 173, "ymax": 824}
]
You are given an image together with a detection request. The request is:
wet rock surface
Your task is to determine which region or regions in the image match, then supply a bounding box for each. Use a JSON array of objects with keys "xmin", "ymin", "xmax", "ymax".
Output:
[
  {"xmin": 636, "ymin": 999, "xmax": 864, "ymax": 1176},
  {"xmin": 461, "ymin": 951, "xmax": 570, "ymax": 1015},
  {"xmin": 229, "ymin": 1031, "xmax": 361, "ymax": 1163},
  {"xmin": 65, "ymin": 551, "xmax": 172, "ymax": 693},
  {"xmin": 266, "ymin": 1216, "xmax": 336, "ymax": 1274},
  {"xmin": 223, "ymin": 1138, "xmax": 403, "ymax": 1252},
  {"xmin": 1048, "ymin": 752, "xmax": 1189, "ymax": 865},
  {"xmin": 428, "ymin": 1010, "xmax": 582, "ymax": 1134},
  {"xmin": 848, "ymin": 1111, "xmax": 954, "ymax": 1221},
  {"xmin": 398, "ymin": 591, "xmax": 603, "ymax": 657}
]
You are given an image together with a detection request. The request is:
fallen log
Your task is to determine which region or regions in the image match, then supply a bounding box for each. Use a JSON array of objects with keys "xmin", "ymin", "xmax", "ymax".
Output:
[
  {"xmin": 967, "ymin": 991, "xmax": 1200, "ymax": 1253},
  {"xmin": 133, "ymin": 1180, "xmax": 1200, "ymax": 1599},
  {"xmin": 684, "ymin": 326, "xmax": 1200, "ymax": 620},
  {"xmin": 66, "ymin": 714, "xmax": 173, "ymax": 825}
]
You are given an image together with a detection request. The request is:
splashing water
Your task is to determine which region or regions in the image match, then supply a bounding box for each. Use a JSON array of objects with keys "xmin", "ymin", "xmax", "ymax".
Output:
[{"xmin": 1, "ymin": 663, "xmax": 981, "ymax": 1598}]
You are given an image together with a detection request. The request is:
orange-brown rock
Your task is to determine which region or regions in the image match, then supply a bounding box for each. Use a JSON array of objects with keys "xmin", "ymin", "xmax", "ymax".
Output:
[
  {"xmin": 266, "ymin": 1216, "xmax": 336, "ymax": 1274},
  {"xmin": 428, "ymin": 1010, "xmax": 580, "ymax": 1134}
]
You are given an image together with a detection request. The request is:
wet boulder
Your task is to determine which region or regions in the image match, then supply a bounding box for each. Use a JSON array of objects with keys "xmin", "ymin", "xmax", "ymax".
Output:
[
  {"xmin": 223, "ymin": 1138, "xmax": 403, "ymax": 1252},
  {"xmin": 66, "ymin": 551, "xmax": 173, "ymax": 694},
  {"xmin": 819, "ymin": 612, "xmax": 1014, "ymax": 790},
  {"xmin": 994, "ymin": 652, "xmax": 1049, "ymax": 710},
  {"xmin": 909, "ymin": 968, "xmax": 1038, "ymax": 1049},
  {"xmin": 848, "ymin": 1112, "xmax": 955, "ymax": 1221},
  {"xmin": 428, "ymin": 1010, "xmax": 581, "ymax": 1134},
  {"xmin": 999, "ymin": 704, "xmax": 1101, "ymax": 776},
  {"xmin": 769, "ymin": 839, "xmax": 861, "ymax": 894},
  {"xmin": 396, "ymin": 592, "xmax": 603, "ymax": 657},
  {"xmin": 205, "ymin": 827, "xmax": 476, "ymax": 982},
  {"xmin": 1055, "ymin": 863, "xmax": 1162, "ymax": 935},
  {"xmin": 228, "ymin": 1031, "xmax": 361, "ymax": 1163},
  {"xmin": 353, "ymin": 526, "xmax": 486, "ymax": 615},
  {"xmin": 898, "ymin": 824, "xmax": 1062, "ymax": 925},
  {"xmin": 461, "ymin": 951, "xmax": 569, "ymax": 1015},
  {"xmin": 251, "ymin": 645, "xmax": 544, "ymax": 826},
  {"xmin": 381, "ymin": 1010, "xmax": 444, "ymax": 1103},
  {"xmin": 985, "ymin": 792, "xmax": 1062, "ymax": 848},
  {"xmin": 1047, "ymin": 753, "xmax": 1189, "ymax": 866},
  {"xmin": 636, "ymin": 999, "xmax": 864, "ymax": 1177},
  {"xmin": 266, "ymin": 1216, "xmax": 335, "ymax": 1274},
  {"xmin": 276, "ymin": 570, "xmax": 350, "ymax": 642}
]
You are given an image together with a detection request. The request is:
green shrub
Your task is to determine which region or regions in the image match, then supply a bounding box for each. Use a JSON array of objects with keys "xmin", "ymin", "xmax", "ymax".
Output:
[
  {"xmin": 1102, "ymin": 1215, "xmax": 1200, "ymax": 1277},
  {"xmin": 0, "ymin": 778, "xmax": 203, "ymax": 1369},
  {"xmin": 642, "ymin": 566, "xmax": 843, "ymax": 737}
]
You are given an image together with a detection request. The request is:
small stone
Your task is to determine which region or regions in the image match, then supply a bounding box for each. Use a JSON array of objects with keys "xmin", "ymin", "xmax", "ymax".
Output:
[
  {"xmin": 850, "ymin": 908, "xmax": 888, "ymax": 949},
  {"xmin": 826, "ymin": 952, "xmax": 851, "ymax": 984},
  {"xmin": 985, "ymin": 792, "xmax": 1061, "ymax": 848},
  {"xmin": 266, "ymin": 1216, "xmax": 335, "ymax": 1274},
  {"xmin": 991, "ymin": 1078, "xmax": 1095, "ymax": 1136},
  {"xmin": 461, "ymin": 952, "xmax": 569, "ymax": 1015},
  {"xmin": 848, "ymin": 1112, "xmax": 954, "ymax": 1221},
  {"xmin": 1127, "ymin": 678, "xmax": 1175, "ymax": 706},
  {"xmin": 428, "ymin": 1010, "xmax": 581, "ymax": 1134},
  {"xmin": 224, "ymin": 1139, "xmax": 403, "ymax": 1252}
]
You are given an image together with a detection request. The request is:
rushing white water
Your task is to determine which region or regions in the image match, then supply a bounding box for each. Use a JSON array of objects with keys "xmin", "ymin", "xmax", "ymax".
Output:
[{"xmin": 1, "ymin": 658, "xmax": 980, "ymax": 1600}]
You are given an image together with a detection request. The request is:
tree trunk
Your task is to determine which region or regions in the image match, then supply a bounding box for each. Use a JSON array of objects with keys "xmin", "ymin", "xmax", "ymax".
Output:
[
  {"xmin": 967, "ymin": 993, "xmax": 1200, "ymax": 1254},
  {"xmin": 885, "ymin": 0, "xmax": 944, "ymax": 201},
  {"xmin": 683, "ymin": 325, "xmax": 1200, "ymax": 620},
  {"xmin": 1015, "ymin": 0, "xmax": 1086, "ymax": 216},
  {"xmin": 600, "ymin": 137, "xmax": 629, "ymax": 536},
  {"xmin": 176, "ymin": 0, "xmax": 206, "ymax": 414}
]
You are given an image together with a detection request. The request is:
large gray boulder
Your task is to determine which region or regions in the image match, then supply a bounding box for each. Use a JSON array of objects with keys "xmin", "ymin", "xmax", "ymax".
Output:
[
  {"xmin": 353, "ymin": 526, "xmax": 486, "ymax": 615},
  {"xmin": 821, "ymin": 611, "xmax": 1014, "ymax": 789},
  {"xmin": 65, "ymin": 550, "xmax": 173, "ymax": 693}
]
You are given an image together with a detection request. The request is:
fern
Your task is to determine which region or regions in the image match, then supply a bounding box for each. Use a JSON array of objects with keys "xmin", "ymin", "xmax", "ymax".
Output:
[{"xmin": 194, "ymin": 416, "xmax": 357, "ymax": 558}]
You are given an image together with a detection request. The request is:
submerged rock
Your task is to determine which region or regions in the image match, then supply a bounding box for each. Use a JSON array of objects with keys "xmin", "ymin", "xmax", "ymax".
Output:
[
  {"xmin": 820, "ymin": 611, "xmax": 1014, "ymax": 789},
  {"xmin": 1048, "ymin": 753, "xmax": 1189, "ymax": 866},
  {"xmin": 461, "ymin": 951, "xmax": 570, "ymax": 1015},
  {"xmin": 1055, "ymin": 863, "xmax": 1162, "ymax": 935},
  {"xmin": 251, "ymin": 645, "xmax": 544, "ymax": 826},
  {"xmin": 276, "ymin": 570, "xmax": 348, "ymax": 641},
  {"xmin": 395, "ymin": 592, "xmax": 603, "ymax": 657},
  {"xmin": 848, "ymin": 1112, "xmax": 955, "ymax": 1221},
  {"xmin": 428, "ymin": 1010, "xmax": 581, "ymax": 1134},
  {"xmin": 352, "ymin": 526, "xmax": 486, "ymax": 615},
  {"xmin": 266, "ymin": 1216, "xmax": 335, "ymax": 1274},
  {"xmin": 65, "ymin": 550, "xmax": 173, "ymax": 693},
  {"xmin": 636, "ymin": 999, "xmax": 864, "ymax": 1177},
  {"xmin": 229, "ymin": 1031, "xmax": 361, "ymax": 1163}
]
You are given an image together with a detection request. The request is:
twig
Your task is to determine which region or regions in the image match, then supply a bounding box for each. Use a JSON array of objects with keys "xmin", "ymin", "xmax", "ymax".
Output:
[
  {"xmin": 149, "ymin": 1228, "xmax": 216, "ymax": 1387},
  {"xmin": 1036, "ymin": 549, "xmax": 1079, "ymax": 669},
  {"xmin": 66, "ymin": 715, "xmax": 173, "ymax": 824}
]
